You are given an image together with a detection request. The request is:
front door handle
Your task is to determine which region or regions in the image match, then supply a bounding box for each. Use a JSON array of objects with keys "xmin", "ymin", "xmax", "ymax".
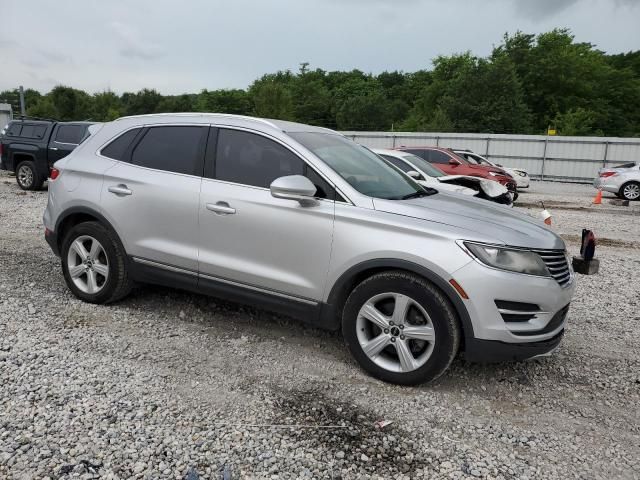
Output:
[
  {"xmin": 108, "ymin": 185, "xmax": 132, "ymax": 196},
  {"xmin": 206, "ymin": 202, "xmax": 236, "ymax": 215},
  {"xmin": 49, "ymin": 147, "xmax": 58, "ymax": 151}
]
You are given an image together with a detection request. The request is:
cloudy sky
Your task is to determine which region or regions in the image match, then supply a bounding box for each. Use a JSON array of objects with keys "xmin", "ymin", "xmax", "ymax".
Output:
[{"xmin": 1, "ymin": 0, "xmax": 639, "ymax": 94}]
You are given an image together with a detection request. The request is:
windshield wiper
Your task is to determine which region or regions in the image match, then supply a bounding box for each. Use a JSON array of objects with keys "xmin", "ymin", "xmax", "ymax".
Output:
[{"xmin": 400, "ymin": 188, "xmax": 437, "ymax": 200}]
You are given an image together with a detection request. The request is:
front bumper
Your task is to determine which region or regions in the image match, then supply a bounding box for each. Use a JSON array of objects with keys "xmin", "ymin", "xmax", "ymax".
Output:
[
  {"xmin": 451, "ymin": 257, "xmax": 576, "ymax": 346},
  {"xmin": 514, "ymin": 176, "xmax": 530, "ymax": 188},
  {"xmin": 464, "ymin": 330, "xmax": 564, "ymax": 362}
]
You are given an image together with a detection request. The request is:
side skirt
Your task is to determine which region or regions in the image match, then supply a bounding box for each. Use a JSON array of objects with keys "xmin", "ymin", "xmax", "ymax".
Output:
[{"xmin": 128, "ymin": 257, "xmax": 333, "ymax": 330}]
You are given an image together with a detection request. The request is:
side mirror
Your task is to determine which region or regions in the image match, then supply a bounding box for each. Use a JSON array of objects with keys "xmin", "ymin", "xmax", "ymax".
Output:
[
  {"xmin": 449, "ymin": 159, "xmax": 460, "ymax": 166},
  {"xmin": 270, "ymin": 175, "xmax": 317, "ymax": 204},
  {"xmin": 407, "ymin": 170, "xmax": 422, "ymax": 180}
]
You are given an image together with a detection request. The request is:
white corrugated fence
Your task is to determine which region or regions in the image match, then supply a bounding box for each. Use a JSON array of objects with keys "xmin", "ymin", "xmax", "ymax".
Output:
[{"xmin": 341, "ymin": 131, "xmax": 640, "ymax": 183}]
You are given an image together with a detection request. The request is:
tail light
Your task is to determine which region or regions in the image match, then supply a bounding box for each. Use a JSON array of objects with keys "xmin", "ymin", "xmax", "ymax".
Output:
[
  {"xmin": 600, "ymin": 171, "xmax": 617, "ymax": 178},
  {"xmin": 0, "ymin": 143, "xmax": 3, "ymax": 157},
  {"xmin": 49, "ymin": 167, "xmax": 60, "ymax": 180}
]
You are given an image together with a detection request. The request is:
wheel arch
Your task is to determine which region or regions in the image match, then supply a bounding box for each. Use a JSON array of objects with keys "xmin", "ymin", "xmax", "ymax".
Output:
[
  {"xmin": 54, "ymin": 207, "xmax": 125, "ymax": 255},
  {"xmin": 322, "ymin": 259, "xmax": 474, "ymax": 340}
]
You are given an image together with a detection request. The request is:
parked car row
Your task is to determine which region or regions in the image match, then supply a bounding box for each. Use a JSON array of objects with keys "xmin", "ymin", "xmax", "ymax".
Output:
[
  {"xmin": 42, "ymin": 113, "xmax": 575, "ymax": 385},
  {"xmin": 394, "ymin": 146, "xmax": 520, "ymax": 199},
  {"xmin": 0, "ymin": 118, "xmax": 94, "ymax": 190},
  {"xmin": 454, "ymin": 149, "xmax": 530, "ymax": 189},
  {"xmin": 373, "ymin": 148, "xmax": 514, "ymax": 205}
]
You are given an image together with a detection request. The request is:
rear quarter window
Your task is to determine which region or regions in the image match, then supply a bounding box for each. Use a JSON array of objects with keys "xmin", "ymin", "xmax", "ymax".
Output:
[
  {"xmin": 6, "ymin": 123, "xmax": 22, "ymax": 136},
  {"xmin": 100, "ymin": 128, "xmax": 143, "ymax": 161},
  {"xmin": 20, "ymin": 124, "xmax": 47, "ymax": 139}
]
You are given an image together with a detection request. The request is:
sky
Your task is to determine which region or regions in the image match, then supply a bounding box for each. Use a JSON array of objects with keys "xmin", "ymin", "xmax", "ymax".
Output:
[{"xmin": 1, "ymin": 0, "xmax": 639, "ymax": 95}]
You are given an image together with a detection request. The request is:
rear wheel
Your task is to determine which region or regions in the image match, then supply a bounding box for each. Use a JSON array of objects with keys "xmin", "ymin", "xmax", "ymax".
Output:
[
  {"xmin": 342, "ymin": 271, "xmax": 461, "ymax": 385},
  {"xmin": 16, "ymin": 161, "xmax": 44, "ymax": 190},
  {"xmin": 620, "ymin": 182, "xmax": 640, "ymax": 201},
  {"xmin": 61, "ymin": 222, "xmax": 133, "ymax": 303}
]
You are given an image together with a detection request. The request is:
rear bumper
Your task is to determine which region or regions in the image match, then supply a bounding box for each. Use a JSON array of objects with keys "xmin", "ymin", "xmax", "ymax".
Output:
[
  {"xmin": 45, "ymin": 228, "xmax": 60, "ymax": 256},
  {"xmin": 464, "ymin": 330, "xmax": 564, "ymax": 362},
  {"xmin": 592, "ymin": 178, "xmax": 620, "ymax": 195}
]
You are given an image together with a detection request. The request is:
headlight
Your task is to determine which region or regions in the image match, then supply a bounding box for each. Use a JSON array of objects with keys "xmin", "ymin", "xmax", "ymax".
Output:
[
  {"xmin": 462, "ymin": 242, "xmax": 550, "ymax": 276},
  {"xmin": 516, "ymin": 171, "xmax": 526, "ymax": 177}
]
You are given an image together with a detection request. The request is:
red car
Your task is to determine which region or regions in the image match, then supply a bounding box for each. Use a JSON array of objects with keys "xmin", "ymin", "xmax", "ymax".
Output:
[{"xmin": 396, "ymin": 146, "xmax": 517, "ymax": 196}]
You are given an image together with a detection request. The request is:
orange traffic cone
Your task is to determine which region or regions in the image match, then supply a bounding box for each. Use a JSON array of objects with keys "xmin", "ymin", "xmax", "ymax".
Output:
[{"xmin": 593, "ymin": 189, "xmax": 602, "ymax": 205}]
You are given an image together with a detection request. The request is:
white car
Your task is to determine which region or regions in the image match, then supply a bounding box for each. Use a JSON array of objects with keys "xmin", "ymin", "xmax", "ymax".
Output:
[
  {"xmin": 454, "ymin": 150, "xmax": 530, "ymax": 188},
  {"xmin": 594, "ymin": 162, "xmax": 640, "ymax": 201},
  {"xmin": 372, "ymin": 149, "xmax": 513, "ymax": 205}
]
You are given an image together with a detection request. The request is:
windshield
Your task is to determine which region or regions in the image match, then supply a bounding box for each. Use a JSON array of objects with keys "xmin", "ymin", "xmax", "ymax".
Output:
[
  {"xmin": 290, "ymin": 132, "xmax": 430, "ymax": 200},
  {"xmin": 461, "ymin": 152, "xmax": 491, "ymax": 166},
  {"xmin": 398, "ymin": 153, "xmax": 446, "ymax": 178}
]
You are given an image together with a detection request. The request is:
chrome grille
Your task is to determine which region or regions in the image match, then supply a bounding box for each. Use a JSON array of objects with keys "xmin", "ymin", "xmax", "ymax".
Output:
[{"xmin": 533, "ymin": 249, "xmax": 572, "ymax": 286}]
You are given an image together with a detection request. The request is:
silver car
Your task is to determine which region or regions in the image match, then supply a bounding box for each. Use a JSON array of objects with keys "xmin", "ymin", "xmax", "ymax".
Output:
[
  {"xmin": 44, "ymin": 114, "xmax": 576, "ymax": 385},
  {"xmin": 594, "ymin": 162, "xmax": 640, "ymax": 201}
]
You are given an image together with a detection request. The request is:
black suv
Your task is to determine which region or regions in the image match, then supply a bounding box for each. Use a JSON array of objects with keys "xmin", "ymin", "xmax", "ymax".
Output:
[{"xmin": 0, "ymin": 119, "xmax": 94, "ymax": 190}]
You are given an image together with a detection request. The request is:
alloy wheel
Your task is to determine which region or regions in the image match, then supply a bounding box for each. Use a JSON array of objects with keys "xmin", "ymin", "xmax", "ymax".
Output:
[
  {"xmin": 66, "ymin": 235, "xmax": 110, "ymax": 294},
  {"xmin": 356, "ymin": 292, "xmax": 435, "ymax": 373},
  {"xmin": 17, "ymin": 165, "xmax": 33, "ymax": 188},
  {"xmin": 623, "ymin": 183, "xmax": 640, "ymax": 200}
]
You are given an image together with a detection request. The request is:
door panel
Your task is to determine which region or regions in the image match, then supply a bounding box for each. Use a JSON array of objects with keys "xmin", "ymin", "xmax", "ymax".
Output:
[
  {"xmin": 198, "ymin": 179, "xmax": 334, "ymax": 300},
  {"xmin": 101, "ymin": 162, "xmax": 201, "ymax": 271}
]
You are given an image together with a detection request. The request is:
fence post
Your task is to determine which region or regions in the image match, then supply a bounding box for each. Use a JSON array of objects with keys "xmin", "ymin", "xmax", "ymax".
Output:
[
  {"xmin": 602, "ymin": 141, "xmax": 609, "ymax": 168},
  {"xmin": 436, "ymin": 135, "xmax": 440, "ymax": 147},
  {"xmin": 392, "ymin": 134, "xmax": 396, "ymax": 148},
  {"xmin": 541, "ymin": 136, "xmax": 549, "ymax": 181},
  {"xmin": 485, "ymin": 137, "xmax": 491, "ymax": 158}
]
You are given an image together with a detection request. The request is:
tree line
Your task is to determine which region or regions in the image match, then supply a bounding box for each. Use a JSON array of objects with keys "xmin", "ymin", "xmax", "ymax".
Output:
[{"xmin": 2, "ymin": 29, "xmax": 639, "ymax": 137}]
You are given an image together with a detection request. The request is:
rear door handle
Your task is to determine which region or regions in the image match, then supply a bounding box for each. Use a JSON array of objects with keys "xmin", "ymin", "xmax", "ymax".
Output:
[
  {"xmin": 108, "ymin": 185, "xmax": 132, "ymax": 196},
  {"xmin": 206, "ymin": 202, "xmax": 236, "ymax": 215}
]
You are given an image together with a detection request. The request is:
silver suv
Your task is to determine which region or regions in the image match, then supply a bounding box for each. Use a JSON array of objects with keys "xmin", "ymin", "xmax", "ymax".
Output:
[{"xmin": 44, "ymin": 114, "xmax": 576, "ymax": 385}]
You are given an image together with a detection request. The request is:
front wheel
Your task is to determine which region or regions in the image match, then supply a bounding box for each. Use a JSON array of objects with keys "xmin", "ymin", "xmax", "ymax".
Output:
[
  {"xmin": 16, "ymin": 161, "xmax": 44, "ymax": 190},
  {"xmin": 342, "ymin": 271, "xmax": 461, "ymax": 385},
  {"xmin": 620, "ymin": 182, "xmax": 640, "ymax": 201},
  {"xmin": 61, "ymin": 221, "xmax": 133, "ymax": 304}
]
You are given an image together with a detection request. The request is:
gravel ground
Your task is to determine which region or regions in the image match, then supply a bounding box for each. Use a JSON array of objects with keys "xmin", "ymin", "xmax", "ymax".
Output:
[{"xmin": 0, "ymin": 172, "xmax": 639, "ymax": 480}]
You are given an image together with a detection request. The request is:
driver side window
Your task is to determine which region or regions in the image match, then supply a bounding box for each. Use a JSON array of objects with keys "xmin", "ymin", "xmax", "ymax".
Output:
[{"xmin": 213, "ymin": 128, "xmax": 336, "ymax": 199}]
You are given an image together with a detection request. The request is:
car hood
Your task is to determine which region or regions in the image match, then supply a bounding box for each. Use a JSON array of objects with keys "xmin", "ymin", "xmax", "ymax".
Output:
[
  {"xmin": 373, "ymin": 193, "xmax": 564, "ymax": 250},
  {"xmin": 438, "ymin": 175, "xmax": 508, "ymax": 198}
]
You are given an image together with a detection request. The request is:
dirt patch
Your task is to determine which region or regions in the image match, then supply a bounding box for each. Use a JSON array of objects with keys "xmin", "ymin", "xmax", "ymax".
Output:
[
  {"xmin": 561, "ymin": 234, "xmax": 640, "ymax": 249},
  {"xmin": 267, "ymin": 387, "xmax": 428, "ymax": 476}
]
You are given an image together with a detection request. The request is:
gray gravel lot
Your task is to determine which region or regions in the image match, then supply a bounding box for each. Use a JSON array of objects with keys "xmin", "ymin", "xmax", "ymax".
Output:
[{"xmin": 1, "ymin": 173, "xmax": 639, "ymax": 479}]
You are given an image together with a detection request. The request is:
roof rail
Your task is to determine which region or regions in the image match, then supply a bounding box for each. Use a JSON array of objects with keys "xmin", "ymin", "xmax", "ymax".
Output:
[
  {"xmin": 114, "ymin": 112, "xmax": 280, "ymax": 130},
  {"xmin": 16, "ymin": 115, "xmax": 58, "ymax": 122}
]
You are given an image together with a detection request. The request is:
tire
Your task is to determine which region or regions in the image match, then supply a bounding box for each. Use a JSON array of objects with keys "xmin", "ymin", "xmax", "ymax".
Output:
[
  {"xmin": 342, "ymin": 271, "xmax": 461, "ymax": 385},
  {"xmin": 16, "ymin": 160, "xmax": 44, "ymax": 191},
  {"xmin": 61, "ymin": 221, "xmax": 133, "ymax": 304},
  {"xmin": 619, "ymin": 181, "xmax": 640, "ymax": 201}
]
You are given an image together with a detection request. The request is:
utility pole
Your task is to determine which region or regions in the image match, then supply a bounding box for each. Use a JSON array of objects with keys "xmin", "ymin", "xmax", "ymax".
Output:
[{"xmin": 19, "ymin": 86, "xmax": 26, "ymax": 116}]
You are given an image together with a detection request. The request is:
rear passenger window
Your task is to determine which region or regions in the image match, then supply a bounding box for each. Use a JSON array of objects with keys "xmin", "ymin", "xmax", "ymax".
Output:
[
  {"xmin": 55, "ymin": 125, "xmax": 85, "ymax": 144},
  {"xmin": 131, "ymin": 126, "xmax": 205, "ymax": 175},
  {"xmin": 101, "ymin": 128, "xmax": 142, "ymax": 161},
  {"xmin": 428, "ymin": 150, "xmax": 451, "ymax": 164},
  {"xmin": 215, "ymin": 129, "xmax": 305, "ymax": 188}
]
